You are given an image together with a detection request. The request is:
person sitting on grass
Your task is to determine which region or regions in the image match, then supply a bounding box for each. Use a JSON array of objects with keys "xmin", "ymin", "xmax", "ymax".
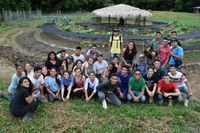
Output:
[
  {"xmin": 45, "ymin": 67, "xmax": 62, "ymax": 102},
  {"xmin": 127, "ymin": 69, "xmax": 146, "ymax": 103},
  {"xmin": 143, "ymin": 67, "xmax": 158, "ymax": 103},
  {"xmin": 8, "ymin": 64, "xmax": 26, "ymax": 101},
  {"xmin": 72, "ymin": 67, "xmax": 85, "ymax": 98},
  {"xmin": 29, "ymin": 66, "xmax": 48, "ymax": 103},
  {"xmin": 24, "ymin": 63, "xmax": 34, "ymax": 78},
  {"xmin": 116, "ymin": 65, "xmax": 131, "ymax": 100},
  {"xmin": 9, "ymin": 77, "xmax": 39, "ymax": 121},
  {"xmin": 61, "ymin": 71, "xmax": 74, "ymax": 102},
  {"xmin": 84, "ymin": 57, "xmax": 95, "ymax": 78},
  {"xmin": 153, "ymin": 59, "xmax": 168, "ymax": 81},
  {"xmin": 97, "ymin": 73, "xmax": 121, "ymax": 109},
  {"xmin": 168, "ymin": 65, "xmax": 192, "ymax": 107},
  {"xmin": 84, "ymin": 71, "xmax": 99, "ymax": 102},
  {"xmin": 157, "ymin": 74, "xmax": 181, "ymax": 106}
]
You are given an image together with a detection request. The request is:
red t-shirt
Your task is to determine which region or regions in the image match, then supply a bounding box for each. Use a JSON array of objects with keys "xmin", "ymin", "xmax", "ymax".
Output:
[
  {"xmin": 158, "ymin": 45, "xmax": 171, "ymax": 65},
  {"xmin": 158, "ymin": 80, "xmax": 177, "ymax": 92}
]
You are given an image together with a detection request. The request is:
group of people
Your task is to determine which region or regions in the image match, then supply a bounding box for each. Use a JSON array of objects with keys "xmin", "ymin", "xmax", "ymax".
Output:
[{"xmin": 6, "ymin": 29, "xmax": 192, "ymax": 121}]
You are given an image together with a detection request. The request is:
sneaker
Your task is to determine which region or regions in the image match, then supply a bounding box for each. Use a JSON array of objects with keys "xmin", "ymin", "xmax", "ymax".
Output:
[
  {"xmin": 149, "ymin": 97, "xmax": 153, "ymax": 103},
  {"xmin": 102, "ymin": 99, "xmax": 107, "ymax": 109},
  {"xmin": 22, "ymin": 112, "xmax": 33, "ymax": 122},
  {"xmin": 184, "ymin": 99, "xmax": 189, "ymax": 107},
  {"xmin": 159, "ymin": 100, "xmax": 163, "ymax": 105},
  {"xmin": 168, "ymin": 99, "xmax": 173, "ymax": 106}
]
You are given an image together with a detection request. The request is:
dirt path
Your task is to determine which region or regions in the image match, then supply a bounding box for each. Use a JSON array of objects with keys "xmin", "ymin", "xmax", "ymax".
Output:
[{"xmin": 0, "ymin": 27, "xmax": 200, "ymax": 102}]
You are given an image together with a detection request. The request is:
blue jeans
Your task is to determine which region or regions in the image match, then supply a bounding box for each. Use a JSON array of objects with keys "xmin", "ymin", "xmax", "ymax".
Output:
[
  {"xmin": 127, "ymin": 90, "xmax": 146, "ymax": 102},
  {"xmin": 98, "ymin": 91, "xmax": 121, "ymax": 106},
  {"xmin": 110, "ymin": 53, "xmax": 121, "ymax": 62},
  {"xmin": 178, "ymin": 86, "xmax": 190, "ymax": 100},
  {"xmin": 48, "ymin": 92, "xmax": 62, "ymax": 102},
  {"xmin": 8, "ymin": 93, "xmax": 15, "ymax": 101}
]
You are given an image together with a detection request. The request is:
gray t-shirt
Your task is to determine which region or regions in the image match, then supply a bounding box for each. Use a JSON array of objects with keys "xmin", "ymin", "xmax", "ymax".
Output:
[{"xmin": 94, "ymin": 60, "xmax": 108, "ymax": 75}]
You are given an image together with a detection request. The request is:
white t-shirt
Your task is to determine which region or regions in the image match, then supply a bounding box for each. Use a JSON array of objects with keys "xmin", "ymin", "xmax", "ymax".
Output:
[
  {"xmin": 29, "ymin": 75, "xmax": 44, "ymax": 98},
  {"xmin": 72, "ymin": 54, "xmax": 85, "ymax": 63},
  {"xmin": 168, "ymin": 71, "xmax": 187, "ymax": 87},
  {"xmin": 84, "ymin": 77, "xmax": 99, "ymax": 93}
]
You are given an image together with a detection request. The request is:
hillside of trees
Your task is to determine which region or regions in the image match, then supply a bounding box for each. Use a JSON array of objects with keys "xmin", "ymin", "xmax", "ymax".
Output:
[{"xmin": 0, "ymin": 0, "xmax": 199, "ymax": 12}]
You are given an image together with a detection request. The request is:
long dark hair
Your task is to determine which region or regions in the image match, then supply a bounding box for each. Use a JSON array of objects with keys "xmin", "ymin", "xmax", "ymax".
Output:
[
  {"xmin": 125, "ymin": 41, "xmax": 137, "ymax": 56},
  {"xmin": 17, "ymin": 77, "xmax": 33, "ymax": 94},
  {"xmin": 47, "ymin": 51, "xmax": 57, "ymax": 61}
]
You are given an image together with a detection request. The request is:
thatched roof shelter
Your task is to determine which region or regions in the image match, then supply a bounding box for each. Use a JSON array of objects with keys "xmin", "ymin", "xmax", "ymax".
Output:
[
  {"xmin": 92, "ymin": 4, "xmax": 152, "ymax": 19},
  {"xmin": 193, "ymin": 6, "xmax": 200, "ymax": 13}
]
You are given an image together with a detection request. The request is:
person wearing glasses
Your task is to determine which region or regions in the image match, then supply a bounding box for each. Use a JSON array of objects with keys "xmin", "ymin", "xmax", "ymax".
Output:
[{"xmin": 127, "ymin": 69, "xmax": 146, "ymax": 102}]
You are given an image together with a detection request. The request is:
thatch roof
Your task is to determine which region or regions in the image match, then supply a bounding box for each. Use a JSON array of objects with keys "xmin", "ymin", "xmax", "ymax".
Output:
[{"xmin": 92, "ymin": 4, "xmax": 152, "ymax": 18}]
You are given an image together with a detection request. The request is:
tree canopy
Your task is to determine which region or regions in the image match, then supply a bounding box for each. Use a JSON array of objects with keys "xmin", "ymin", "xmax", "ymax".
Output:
[{"xmin": 0, "ymin": 0, "xmax": 199, "ymax": 12}]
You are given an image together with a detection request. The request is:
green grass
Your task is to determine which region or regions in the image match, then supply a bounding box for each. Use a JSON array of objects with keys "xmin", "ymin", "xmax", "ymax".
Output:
[
  {"xmin": 0, "ymin": 97, "xmax": 200, "ymax": 132},
  {"xmin": 149, "ymin": 11, "xmax": 200, "ymax": 27},
  {"xmin": 0, "ymin": 18, "xmax": 47, "ymax": 34}
]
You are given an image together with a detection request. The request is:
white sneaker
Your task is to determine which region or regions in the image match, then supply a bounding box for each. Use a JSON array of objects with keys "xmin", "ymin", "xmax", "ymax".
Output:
[
  {"xmin": 168, "ymin": 99, "xmax": 173, "ymax": 106},
  {"xmin": 149, "ymin": 97, "xmax": 153, "ymax": 103},
  {"xmin": 184, "ymin": 99, "xmax": 189, "ymax": 107},
  {"xmin": 102, "ymin": 99, "xmax": 107, "ymax": 109},
  {"xmin": 159, "ymin": 100, "xmax": 163, "ymax": 105}
]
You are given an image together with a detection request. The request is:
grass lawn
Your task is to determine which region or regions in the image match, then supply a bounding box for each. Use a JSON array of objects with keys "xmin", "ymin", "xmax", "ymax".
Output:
[
  {"xmin": 149, "ymin": 11, "xmax": 200, "ymax": 27},
  {"xmin": 0, "ymin": 96, "xmax": 200, "ymax": 132}
]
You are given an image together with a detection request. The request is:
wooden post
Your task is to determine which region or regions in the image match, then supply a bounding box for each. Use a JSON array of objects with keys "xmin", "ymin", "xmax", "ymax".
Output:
[{"xmin": 109, "ymin": 16, "xmax": 110, "ymax": 26}]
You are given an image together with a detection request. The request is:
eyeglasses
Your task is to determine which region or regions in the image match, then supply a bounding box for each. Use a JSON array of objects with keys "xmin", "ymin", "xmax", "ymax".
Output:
[{"xmin": 134, "ymin": 73, "xmax": 141, "ymax": 75}]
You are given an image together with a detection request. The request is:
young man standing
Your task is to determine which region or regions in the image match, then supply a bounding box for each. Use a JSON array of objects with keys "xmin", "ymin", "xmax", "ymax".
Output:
[
  {"xmin": 97, "ymin": 73, "xmax": 121, "ymax": 109},
  {"xmin": 116, "ymin": 65, "xmax": 131, "ymax": 100},
  {"xmin": 127, "ymin": 69, "xmax": 146, "ymax": 103},
  {"xmin": 151, "ymin": 31, "xmax": 163, "ymax": 52},
  {"xmin": 157, "ymin": 74, "xmax": 181, "ymax": 106},
  {"xmin": 57, "ymin": 49, "xmax": 68, "ymax": 62},
  {"xmin": 109, "ymin": 29, "xmax": 123, "ymax": 62},
  {"xmin": 158, "ymin": 37, "xmax": 171, "ymax": 67},
  {"xmin": 29, "ymin": 66, "xmax": 48, "ymax": 103},
  {"xmin": 86, "ymin": 44, "xmax": 101, "ymax": 61},
  {"xmin": 168, "ymin": 65, "xmax": 192, "ymax": 107},
  {"xmin": 72, "ymin": 46, "xmax": 85, "ymax": 63},
  {"xmin": 168, "ymin": 38, "xmax": 184, "ymax": 69}
]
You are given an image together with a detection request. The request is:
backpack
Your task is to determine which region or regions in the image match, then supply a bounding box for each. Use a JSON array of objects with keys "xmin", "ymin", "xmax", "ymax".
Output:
[{"xmin": 110, "ymin": 34, "xmax": 122, "ymax": 48}]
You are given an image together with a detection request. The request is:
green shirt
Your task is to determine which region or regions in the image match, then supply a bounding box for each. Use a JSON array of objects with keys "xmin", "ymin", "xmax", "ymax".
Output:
[
  {"xmin": 128, "ymin": 77, "xmax": 146, "ymax": 91},
  {"xmin": 151, "ymin": 38, "xmax": 163, "ymax": 52}
]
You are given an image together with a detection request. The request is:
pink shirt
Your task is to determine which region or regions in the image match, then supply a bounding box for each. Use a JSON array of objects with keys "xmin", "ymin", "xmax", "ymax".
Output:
[{"xmin": 158, "ymin": 45, "xmax": 171, "ymax": 65}]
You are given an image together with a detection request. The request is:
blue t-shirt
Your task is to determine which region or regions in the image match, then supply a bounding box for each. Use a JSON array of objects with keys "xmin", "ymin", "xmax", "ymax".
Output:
[
  {"xmin": 8, "ymin": 72, "xmax": 26, "ymax": 94},
  {"xmin": 61, "ymin": 76, "xmax": 74, "ymax": 89},
  {"xmin": 168, "ymin": 46, "xmax": 183, "ymax": 65},
  {"xmin": 116, "ymin": 72, "xmax": 131, "ymax": 90},
  {"xmin": 45, "ymin": 76, "xmax": 60, "ymax": 92}
]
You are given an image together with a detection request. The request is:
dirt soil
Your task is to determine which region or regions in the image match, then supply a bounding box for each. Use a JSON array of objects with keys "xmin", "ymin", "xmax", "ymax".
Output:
[{"xmin": 0, "ymin": 27, "xmax": 200, "ymax": 102}]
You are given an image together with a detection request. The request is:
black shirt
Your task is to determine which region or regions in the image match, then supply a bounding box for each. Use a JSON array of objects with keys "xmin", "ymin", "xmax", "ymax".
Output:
[
  {"xmin": 143, "ymin": 74, "xmax": 158, "ymax": 91},
  {"xmin": 9, "ymin": 87, "xmax": 31, "ymax": 116},
  {"xmin": 96, "ymin": 79, "xmax": 120, "ymax": 93}
]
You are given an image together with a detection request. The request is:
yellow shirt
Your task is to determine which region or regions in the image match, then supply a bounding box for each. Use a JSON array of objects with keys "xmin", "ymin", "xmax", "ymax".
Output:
[{"xmin": 109, "ymin": 35, "xmax": 123, "ymax": 53}]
